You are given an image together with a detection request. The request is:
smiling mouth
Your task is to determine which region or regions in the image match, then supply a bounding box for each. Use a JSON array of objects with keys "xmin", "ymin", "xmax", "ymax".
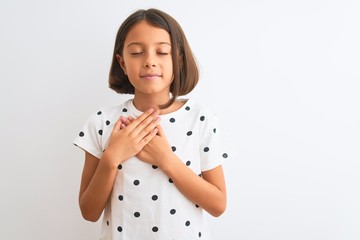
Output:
[{"xmin": 140, "ymin": 74, "xmax": 161, "ymax": 80}]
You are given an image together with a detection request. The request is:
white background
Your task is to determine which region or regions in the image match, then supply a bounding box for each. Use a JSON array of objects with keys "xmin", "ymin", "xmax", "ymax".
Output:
[{"xmin": 1, "ymin": 0, "xmax": 359, "ymax": 239}]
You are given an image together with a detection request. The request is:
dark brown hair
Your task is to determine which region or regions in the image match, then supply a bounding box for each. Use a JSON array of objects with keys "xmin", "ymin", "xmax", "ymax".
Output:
[{"xmin": 109, "ymin": 8, "xmax": 199, "ymax": 108}]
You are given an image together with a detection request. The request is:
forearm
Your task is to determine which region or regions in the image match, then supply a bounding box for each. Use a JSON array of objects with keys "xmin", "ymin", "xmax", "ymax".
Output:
[
  {"xmin": 160, "ymin": 154, "xmax": 226, "ymax": 217},
  {"xmin": 79, "ymin": 153, "xmax": 118, "ymax": 222}
]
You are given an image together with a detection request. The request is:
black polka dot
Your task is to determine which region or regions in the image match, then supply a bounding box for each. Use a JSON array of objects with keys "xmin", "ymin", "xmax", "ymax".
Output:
[
  {"xmin": 97, "ymin": 111, "xmax": 102, "ymax": 115},
  {"xmin": 134, "ymin": 212, "xmax": 140, "ymax": 217},
  {"xmin": 98, "ymin": 130, "xmax": 103, "ymax": 135},
  {"xmin": 186, "ymin": 161, "xmax": 191, "ymax": 166},
  {"xmin": 117, "ymin": 226, "xmax": 122, "ymax": 232},
  {"xmin": 200, "ymin": 116, "xmax": 205, "ymax": 121},
  {"xmin": 122, "ymin": 108, "xmax": 128, "ymax": 112},
  {"xmin": 185, "ymin": 106, "xmax": 190, "ymax": 111},
  {"xmin": 186, "ymin": 131, "xmax": 192, "ymax": 136},
  {"xmin": 169, "ymin": 178, "xmax": 173, "ymax": 183},
  {"xmin": 199, "ymin": 232, "xmax": 202, "ymax": 237},
  {"xmin": 213, "ymin": 128, "xmax": 216, "ymax": 133},
  {"xmin": 204, "ymin": 147, "xmax": 209, "ymax": 152},
  {"xmin": 171, "ymin": 146, "xmax": 176, "ymax": 152},
  {"xmin": 152, "ymin": 165, "xmax": 158, "ymax": 169},
  {"xmin": 106, "ymin": 220, "xmax": 109, "ymax": 226},
  {"xmin": 170, "ymin": 209, "xmax": 176, "ymax": 215},
  {"xmin": 152, "ymin": 226, "xmax": 158, "ymax": 232},
  {"xmin": 118, "ymin": 195, "xmax": 123, "ymax": 201},
  {"xmin": 222, "ymin": 153, "xmax": 228, "ymax": 158},
  {"xmin": 133, "ymin": 180, "xmax": 140, "ymax": 186},
  {"xmin": 195, "ymin": 204, "xmax": 199, "ymax": 208},
  {"xmin": 152, "ymin": 195, "xmax": 158, "ymax": 201},
  {"xmin": 118, "ymin": 164, "xmax": 122, "ymax": 170},
  {"xmin": 79, "ymin": 131, "xmax": 84, "ymax": 137},
  {"xmin": 198, "ymin": 173, "xmax": 202, "ymax": 177},
  {"xmin": 106, "ymin": 120, "xmax": 110, "ymax": 125},
  {"xmin": 169, "ymin": 118, "xmax": 175, "ymax": 123},
  {"xmin": 185, "ymin": 220, "xmax": 190, "ymax": 226}
]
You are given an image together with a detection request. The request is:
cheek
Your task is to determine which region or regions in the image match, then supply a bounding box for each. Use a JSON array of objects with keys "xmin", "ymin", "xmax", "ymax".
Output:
[
  {"xmin": 124, "ymin": 63, "xmax": 138, "ymax": 76},
  {"xmin": 165, "ymin": 61, "xmax": 174, "ymax": 77}
]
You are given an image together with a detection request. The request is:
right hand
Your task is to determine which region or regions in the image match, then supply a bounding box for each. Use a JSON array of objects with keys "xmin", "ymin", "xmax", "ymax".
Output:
[{"xmin": 103, "ymin": 108, "xmax": 160, "ymax": 167}]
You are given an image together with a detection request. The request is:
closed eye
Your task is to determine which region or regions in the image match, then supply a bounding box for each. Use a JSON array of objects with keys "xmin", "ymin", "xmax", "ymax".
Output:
[
  {"xmin": 157, "ymin": 52, "xmax": 169, "ymax": 55},
  {"xmin": 130, "ymin": 52, "xmax": 143, "ymax": 55}
]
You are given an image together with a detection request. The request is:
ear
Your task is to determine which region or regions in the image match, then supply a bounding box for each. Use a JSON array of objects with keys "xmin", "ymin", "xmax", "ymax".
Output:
[{"xmin": 116, "ymin": 54, "xmax": 127, "ymax": 75}]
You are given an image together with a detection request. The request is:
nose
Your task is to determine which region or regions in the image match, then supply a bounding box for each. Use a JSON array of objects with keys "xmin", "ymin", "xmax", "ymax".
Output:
[
  {"xmin": 143, "ymin": 54, "xmax": 156, "ymax": 68},
  {"xmin": 144, "ymin": 63, "xmax": 156, "ymax": 68}
]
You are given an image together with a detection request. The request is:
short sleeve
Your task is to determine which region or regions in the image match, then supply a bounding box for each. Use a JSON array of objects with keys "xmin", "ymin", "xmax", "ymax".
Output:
[
  {"xmin": 73, "ymin": 111, "xmax": 105, "ymax": 159},
  {"xmin": 199, "ymin": 113, "xmax": 233, "ymax": 171}
]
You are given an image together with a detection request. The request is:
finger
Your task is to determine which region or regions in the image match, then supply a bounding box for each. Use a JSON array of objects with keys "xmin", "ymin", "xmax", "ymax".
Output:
[
  {"xmin": 120, "ymin": 116, "xmax": 127, "ymax": 124},
  {"xmin": 156, "ymin": 124, "xmax": 165, "ymax": 136},
  {"xmin": 125, "ymin": 108, "xmax": 154, "ymax": 131},
  {"xmin": 136, "ymin": 116, "xmax": 161, "ymax": 141},
  {"xmin": 139, "ymin": 128, "xmax": 158, "ymax": 147},
  {"xmin": 120, "ymin": 116, "xmax": 133, "ymax": 127},
  {"xmin": 113, "ymin": 117, "xmax": 122, "ymax": 132},
  {"xmin": 129, "ymin": 110, "xmax": 159, "ymax": 137},
  {"xmin": 124, "ymin": 117, "xmax": 132, "ymax": 126}
]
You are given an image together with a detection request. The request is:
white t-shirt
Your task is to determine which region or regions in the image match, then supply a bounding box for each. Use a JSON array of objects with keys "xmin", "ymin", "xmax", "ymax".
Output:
[{"xmin": 73, "ymin": 99, "xmax": 232, "ymax": 240}]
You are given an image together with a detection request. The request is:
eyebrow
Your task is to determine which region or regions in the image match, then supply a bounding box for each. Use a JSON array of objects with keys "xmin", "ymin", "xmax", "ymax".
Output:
[{"xmin": 126, "ymin": 42, "xmax": 171, "ymax": 48}]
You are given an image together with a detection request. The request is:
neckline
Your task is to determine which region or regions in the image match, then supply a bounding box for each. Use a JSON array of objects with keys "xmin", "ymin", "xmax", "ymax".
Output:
[{"xmin": 127, "ymin": 98, "xmax": 191, "ymax": 117}]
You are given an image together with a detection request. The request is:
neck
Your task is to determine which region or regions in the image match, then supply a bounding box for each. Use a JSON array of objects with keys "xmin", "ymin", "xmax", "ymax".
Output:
[{"xmin": 132, "ymin": 94, "xmax": 171, "ymax": 114}]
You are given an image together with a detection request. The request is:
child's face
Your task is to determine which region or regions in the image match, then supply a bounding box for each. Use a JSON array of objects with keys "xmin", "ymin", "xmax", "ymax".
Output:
[{"xmin": 117, "ymin": 21, "xmax": 173, "ymax": 99}]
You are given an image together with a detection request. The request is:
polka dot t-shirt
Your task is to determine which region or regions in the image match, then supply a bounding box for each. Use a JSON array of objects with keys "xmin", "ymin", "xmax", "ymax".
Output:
[{"xmin": 73, "ymin": 99, "xmax": 231, "ymax": 240}]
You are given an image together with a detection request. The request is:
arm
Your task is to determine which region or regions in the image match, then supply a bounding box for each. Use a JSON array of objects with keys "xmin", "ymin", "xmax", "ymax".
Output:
[
  {"xmin": 161, "ymin": 156, "xmax": 227, "ymax": 217},
  {"xmin": 78, "ymin": 109, "xmax": 160, "ymax": 222},
  {"xmin": 78, "ymin": 151, "xmax": 118, "ymax": 222},
  {"xmin": 133, "ymin": 124, "xmax": 227, "ymax": 217}
]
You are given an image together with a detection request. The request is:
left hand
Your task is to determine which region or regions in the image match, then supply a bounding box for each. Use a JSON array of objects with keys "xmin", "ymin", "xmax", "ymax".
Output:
[{"xmin": 121, "ymin": 116, "xmax": 174, "ymax": 167}]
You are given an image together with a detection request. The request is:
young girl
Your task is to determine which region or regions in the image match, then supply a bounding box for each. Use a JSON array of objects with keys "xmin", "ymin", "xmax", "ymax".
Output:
[{"xmin": 74, "ymin": 8, "xmax": 232, "ymax": 240}]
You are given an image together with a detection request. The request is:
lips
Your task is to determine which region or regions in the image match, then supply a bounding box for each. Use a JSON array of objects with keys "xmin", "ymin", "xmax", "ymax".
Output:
[{"xmin": 140, "ymin": 73, "xmax": 161, "ymax": 80}]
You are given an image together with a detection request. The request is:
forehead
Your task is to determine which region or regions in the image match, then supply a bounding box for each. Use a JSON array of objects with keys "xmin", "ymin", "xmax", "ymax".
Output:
[{"xmin": 125, "ymin": 21, "xmax": 171, "ymax": 45}]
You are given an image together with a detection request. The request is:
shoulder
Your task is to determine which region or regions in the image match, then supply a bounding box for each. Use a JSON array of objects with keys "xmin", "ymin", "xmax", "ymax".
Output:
[
  {"xmin": 185, "ymin": 99, "xmax": 218, "ymax": 122},
  {"xmin": 99, "ymin": 100, "xmax": 129, "ymax": 115},
  {"xmin": 181, "ymin": 99, "xmax": 220, "ymax": 139},
  {"xmin": 85, "ymin": 100, "xmax": 131, "ymax": 126}
]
